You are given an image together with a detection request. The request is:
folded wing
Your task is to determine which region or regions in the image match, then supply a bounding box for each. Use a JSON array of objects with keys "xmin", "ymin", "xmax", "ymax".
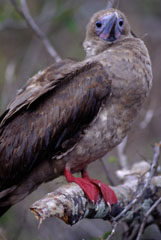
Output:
[{"xmin": 0, "ymin": 60, "xmax": 111, "ymax": 191}]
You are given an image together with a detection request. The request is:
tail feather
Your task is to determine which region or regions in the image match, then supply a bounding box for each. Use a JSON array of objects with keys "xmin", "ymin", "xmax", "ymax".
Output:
[
  {"xmin": 0, "ymin": 162, "xmax": 50, "ymax": 217},
  {"xmin": 0, "ymin": 181, "xmax": 37, "ymax": 217}
]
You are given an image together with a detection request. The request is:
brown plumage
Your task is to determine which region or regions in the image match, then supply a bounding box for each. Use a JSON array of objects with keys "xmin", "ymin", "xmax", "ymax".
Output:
[{"xmin": 0, "ymin": 8, "xmax": 152, "ymax": 216}]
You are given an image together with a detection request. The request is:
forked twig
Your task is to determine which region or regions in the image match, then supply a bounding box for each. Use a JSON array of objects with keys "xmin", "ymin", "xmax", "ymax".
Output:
[
  {"xmin": 10, "ymin": 0, "xmax": 61, "ymax": 62},
  {"xmin": 114, "ymin": 142, "xmax": 161, "ymax": 222}
]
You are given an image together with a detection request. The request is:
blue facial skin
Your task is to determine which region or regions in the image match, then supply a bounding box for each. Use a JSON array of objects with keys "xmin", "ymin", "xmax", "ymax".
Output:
[{"xmin": 95, "ymin": 13, "xmax": 124, "ymax": 42}]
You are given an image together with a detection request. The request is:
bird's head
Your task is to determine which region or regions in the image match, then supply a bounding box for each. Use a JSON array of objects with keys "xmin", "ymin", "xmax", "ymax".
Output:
[{"xmin": 83, "ymin": 9, "xmax": 134, "ymax": 57}]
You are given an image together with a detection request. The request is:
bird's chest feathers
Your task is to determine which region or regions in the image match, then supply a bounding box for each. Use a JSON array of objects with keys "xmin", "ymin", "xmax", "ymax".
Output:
[
  {"xmin": 57, "ymin": 42, "xmax": 152, "ymax": 170},
  {"xmin": 64, "ymin": 76, "xmax": 149, "ymax": 171}
]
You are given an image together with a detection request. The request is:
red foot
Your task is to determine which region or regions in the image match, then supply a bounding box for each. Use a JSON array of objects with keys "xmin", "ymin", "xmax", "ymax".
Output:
[
  {"xmin": 64, "ymin": 168, "xmax": 117, "ymax": 205},
  {"xmin": 64, "ymin": 168, "xmax": 99, "ymax": 202},
  {"xmin": 89, "ymin": 179, "xmax": 117, "ymax": 204}
]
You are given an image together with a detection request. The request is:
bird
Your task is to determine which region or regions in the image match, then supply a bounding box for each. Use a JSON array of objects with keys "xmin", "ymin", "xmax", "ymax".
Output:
[{"xmin": 0, "ymin": 8, "xmax": 152, "ymax": 217}]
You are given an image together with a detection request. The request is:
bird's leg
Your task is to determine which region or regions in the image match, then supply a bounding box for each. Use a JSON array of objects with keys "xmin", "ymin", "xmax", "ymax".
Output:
[
  {"xmin": 81, "ymin": 168, "xmax": 90, "ymax": 179},
  {"xmin": 64, "ymin": 167, "xmax": 100, "ymax": 202},
  {"xmin": 64, "ymin": 167, "xmax": 117, "ymax": 205}
]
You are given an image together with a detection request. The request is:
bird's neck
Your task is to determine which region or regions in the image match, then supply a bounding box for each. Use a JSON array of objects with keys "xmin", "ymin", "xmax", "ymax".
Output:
[
  {"xmin": 83, "ymin": 36, "xmax": 134, "ymax": 58},
  {"xmin": 83, "ymin": 39, "xmax": 112, "ymax": 58}
]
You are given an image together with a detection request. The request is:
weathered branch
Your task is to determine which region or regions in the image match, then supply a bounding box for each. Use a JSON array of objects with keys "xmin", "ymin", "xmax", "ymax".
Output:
[
  {"xmin": 30, "ymin": 142, "xmax": 161, "ymax": 233},
  {"xmin": 10, "ymin": 0, "xmax": 61, "ymax": 62},
  {"xmin": 30, "ymin": 182, "xmax": 115, "ymax": 226},
  {"xmin": 114, "ymin": 142, "xmax": 161, "ymax": 222}
]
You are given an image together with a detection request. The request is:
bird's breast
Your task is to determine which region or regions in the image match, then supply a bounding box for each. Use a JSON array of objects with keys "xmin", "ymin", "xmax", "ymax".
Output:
[
  {"xmin": 57, "ymin": 39, "xmax": 152, "ymax": 172},
  {"xmin": 61, "ymin": 97, "xmax": 137, "ymax": 172}
]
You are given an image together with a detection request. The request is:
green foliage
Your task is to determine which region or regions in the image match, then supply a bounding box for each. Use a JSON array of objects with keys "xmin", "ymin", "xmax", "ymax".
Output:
[
  {"xmin": 0, "ymin": 209, "xmax": 14, "ymax": 227},
  {"xmin": 0, "ymin": 2, "xmax": 22, "ymax": 22},
  {"xmin": 58, "ymin": 9, "xmax": 77, "ymax": 32},
  {"xmin": 0, "ymin": 6, "xmax": 8, "ymax": 22},
  {"xmin": 103, "ymin": 231, "xmax": 111, "ymax": 238},
  {"xmin": 108, "ymin": 156, "xmax": 117, "ymax": 163},
  {"xmin": 90, "ymin": 231, "xmax": 111, "ymax": 240},
  {"xmin": 53, "ymin": 1, "xmax": 77, "ymax": 32}
]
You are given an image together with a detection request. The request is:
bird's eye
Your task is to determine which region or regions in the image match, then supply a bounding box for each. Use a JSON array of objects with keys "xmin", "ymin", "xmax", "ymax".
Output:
[
  {"xmin": 119, "ymin": 18, "xmax": 124, "ymax": 27},
  {"xmin": 96, "ymin": 21, "xmax": 102, "ymax": 28}
]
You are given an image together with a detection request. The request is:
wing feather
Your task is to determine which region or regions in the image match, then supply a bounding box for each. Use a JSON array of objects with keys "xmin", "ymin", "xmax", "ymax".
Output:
[
  {"xmin": 0, "ymin": 60, "xmax": 111, "ymax": 190},
  {"xmin": 0, "ymin": 59, "xmax": 76, "ymax": 127}
]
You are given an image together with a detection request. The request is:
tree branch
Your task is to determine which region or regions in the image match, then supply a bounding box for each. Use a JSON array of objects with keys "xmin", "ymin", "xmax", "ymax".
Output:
[
  {"xmin": 30, "ymin": 142, "xmax": 161, "ymax": 239},
  {"xmin": 106, "ymin": 221, "xmax": 118, "ymax": 240},
  {"xmin": 136, "ymin": 197, "xmax": 161, "ymax": 240},
  {"xmin": 114, "ymin": 142, "xmax": 161, "ymax": 222},
  {"xmin": 10, "ymin": 0, "xmax": 61, "ymax": 62}
]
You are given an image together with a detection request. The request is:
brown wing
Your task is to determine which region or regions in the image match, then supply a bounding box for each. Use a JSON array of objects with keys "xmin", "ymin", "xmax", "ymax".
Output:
[
  {"xmin": 0, "ymin": 61, "xmax": 111, "ymax": 191},
  {"xmin": 0, "ymin": 59, "xmax": 77, "ymax": 127}
]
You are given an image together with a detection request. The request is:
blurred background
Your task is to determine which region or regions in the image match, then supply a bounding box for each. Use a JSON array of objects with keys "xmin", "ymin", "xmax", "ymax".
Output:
[{"xmin": 0, "ymin": 0, "xmax": 161, "ymax": 239}]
